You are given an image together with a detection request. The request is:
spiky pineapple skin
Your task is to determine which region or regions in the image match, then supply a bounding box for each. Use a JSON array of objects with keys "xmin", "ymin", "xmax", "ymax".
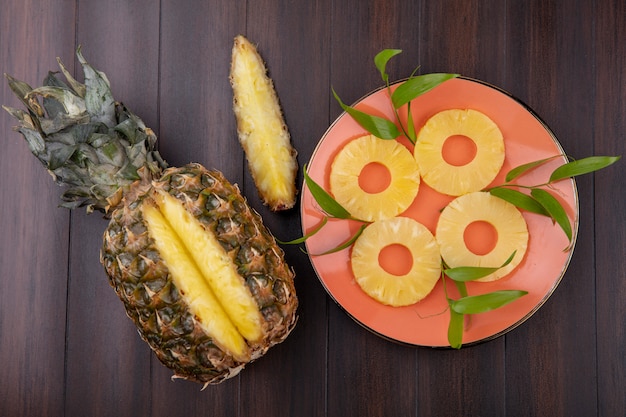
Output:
[{"xmin": 101, "ymin": 163, "xmax": 298, "ymax": 385}]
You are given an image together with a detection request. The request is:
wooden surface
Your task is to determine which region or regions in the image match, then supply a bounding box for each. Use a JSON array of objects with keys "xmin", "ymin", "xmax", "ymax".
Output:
[{"xmin": 1, "ymin": 1, "xmax": 624, "ymax": 416}]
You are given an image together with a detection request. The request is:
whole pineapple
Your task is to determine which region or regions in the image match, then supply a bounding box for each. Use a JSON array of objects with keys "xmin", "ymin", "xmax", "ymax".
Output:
[{"xmin": 4, "ymin": 48, "xmax": 298, "ymax": 386}]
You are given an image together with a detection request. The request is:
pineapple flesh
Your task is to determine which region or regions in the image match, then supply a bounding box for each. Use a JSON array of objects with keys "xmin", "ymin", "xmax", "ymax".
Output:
[
  {"xmin": 4, "ymin": 48, "xmax": 298, "ymax": 386},
  {"xmin": 230, "ymin": 35, "xmax": 298, "ymax": 211},
  {"xmin": 329, "ymin": 134, "xmax": 420, "ymax": 222},
  {"xmin": 351, "ymin": 217, "xmax": 441, "ymax": 306},
  {"xmin": 415, "ymin": 109, "xmax": 504, "ymax": 196},
  {"xmin": 436, "ymin": 191, "xmax": 528, "ymax": 282}
]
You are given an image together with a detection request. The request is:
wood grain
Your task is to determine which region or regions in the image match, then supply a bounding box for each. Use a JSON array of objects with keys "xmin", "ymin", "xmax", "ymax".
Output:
[{"xmin": 0, "ymin": 0, "xmax": 624, "ymax": 416}]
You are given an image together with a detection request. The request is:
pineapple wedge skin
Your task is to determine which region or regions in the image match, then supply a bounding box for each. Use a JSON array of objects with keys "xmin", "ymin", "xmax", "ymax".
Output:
[
  {"xmin": 230, "ymin": 35, "xmax": 298, "ymax": 211},
  {"xmin": 101, "ymin": 163, "xmax": 298, "ymax": 385}
]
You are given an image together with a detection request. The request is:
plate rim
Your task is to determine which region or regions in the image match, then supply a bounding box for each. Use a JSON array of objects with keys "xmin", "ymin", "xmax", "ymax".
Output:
[{"xmin": 300, "ymin": 76, "xmax": 580, "ymax": 348}]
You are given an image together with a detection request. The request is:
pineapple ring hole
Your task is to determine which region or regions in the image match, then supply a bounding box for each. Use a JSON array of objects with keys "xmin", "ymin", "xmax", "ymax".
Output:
[
  {"xmin": 378, "ymin": 244, "xmax": 414, "ymax": 276},
  {"xmin": 463, "ymin": 220, "xmax": 498, "ymax": 256},
  {"xmin": 442, "ymin": 135, "xmax": 478, "ymax": 166},
  {"xmin": 358, "ymin": 162, "xmax": 392, "ymax": 194}
]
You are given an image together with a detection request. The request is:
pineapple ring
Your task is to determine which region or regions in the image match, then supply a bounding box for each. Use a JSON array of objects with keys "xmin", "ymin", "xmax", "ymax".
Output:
[
  {"xmin": 415, "ymin": 109, "xmax": 505, "ymax": 196},
  {"xmin": 351, "ymin": 217, "xmax": 441, "ymax": 306},
  {"xmin": 330, "ymin": 134, "xmax": 420, "ymax": 222},
  {"xmin": 436, "ymin": 192, "xmax": 529, "ymax": 282}
]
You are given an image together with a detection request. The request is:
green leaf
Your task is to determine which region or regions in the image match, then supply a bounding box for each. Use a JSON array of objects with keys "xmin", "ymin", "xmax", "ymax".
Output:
[
  {"xmin": 332, "ymin": 88, "xmax": 400, "ymax": 139},
  {"xmin": 445, "ymin": 251, "xmax": 516, "ymax": 282},
  {"xmin": 453, "ymin": 280, "xmax": 469, "ymax": 298},
  {"xmin": 391, "ymin": 73, "xmax": 459, "ymax": 109},
  {"xmin": 505, "ymin": 156, "xmax": 561, "ymax": 182},
  {"xmin": 303, "ymin": 165, "xmax": 353, "ymax": 219},
  {"xmin": 489, "ymin": 187, "xmax": 549, "ymax": 216},
  {"xmin": 311, "ymin": 224, "xmax": 368, "ymax": 256},
  {"xmin": 530, "ymin": 188, "xmax": 572, "ymax": 241},
  {"xmin": 447, "ymin": 309, "xmax": 464, "ymax": 349},
  {"xmin": 374, "ymin": 49, "xmax": 402, "ymax": 83},
  {"xmin": 277, "ymin": 216, "xmax": 329, "ymax": 245},
  {"xmin": 549, "ymin": 156, "xmax": 621, "ymax": 182},
  {"xmin": 450, "ymin": 290, "xmax": 528, "ymax": 314}
]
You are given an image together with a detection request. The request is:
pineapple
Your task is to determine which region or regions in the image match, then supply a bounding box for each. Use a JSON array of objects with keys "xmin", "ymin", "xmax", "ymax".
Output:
[
  {"xmin": 230, "ymin": 35, "xmax": 298, "ymax": 211},
  {"xmin": 329, "ymin": 134, "xmax": 420, "ymax": 222},
  {"xmin": 351, "ymin": 217, "xmax": 441, "ymax": 306},
  {"xmin": 414, "ymin": 109, "xmax": 504, "ymax": 196},
  {"xmin": 436, "ymin": 191, "xmax": 528, "ymax": 282},
  {"xmin": 4, "ymin": 48, "xmax": 298, "ymax": 386}
]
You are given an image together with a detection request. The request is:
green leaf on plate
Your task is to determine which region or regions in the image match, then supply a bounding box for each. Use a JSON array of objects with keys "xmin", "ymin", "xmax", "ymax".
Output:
[
  {"xmin": 530, "ymin": 188, "xmax": 572, "ymax": 241},
  {"xmin": 450, "ymin": 290, "xmax": 528, "ymax": 315},
  {"xmin": 310, "ymin": 224, "xmax": 368, "ymax": 256},
  {"xmin": 374, "ymin": 49, "xmax": 402, "ymax": 84},
  {"xmin": 332, "ymin": 88, "xmax": 400, "ymax": 139},
  {"xmin": 549, "ymin": 155, "xmax": 621, "ymax": 182},
  {"xmin": 489, "ymin": 187, "xmax": 549, "ymax": 216},
  {"xmin": 505, "ymin": 155, "xmax": 561, "ymax": 182},
  {"xmin": 391, "ymin": 73, "xmax": 459, "ymax": 109},
  {"xmin": 276, "ymin": 216, "xmax": 328, "ymax": 245},
  {"xmin": 444, "ymin": 251, "xmax": 516, "ymax": 282},
  {"xmin": 303, "ymin": 165, "xmax": 353, "ymax": 219},
  {"xmin": 447, "ymin": 309, "xmax": 464, "ymax": 349}
]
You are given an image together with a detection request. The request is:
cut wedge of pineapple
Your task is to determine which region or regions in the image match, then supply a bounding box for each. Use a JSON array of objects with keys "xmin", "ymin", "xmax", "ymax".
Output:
[
  {"xmin": 415, "ymin": 109, "xmax": 504, "ymax": 196},
  {"xmin": 330, "ymin": 134, "xmax": 420, "ymax": 222},
  {"xmin": 351, "ymin": 217, "xmax": 441, "ymax": 306},
  {"xmin": 436, "ymin": 191, "xmax": 528, "ymax": 282},
  {"xmin": 230, "ymin": 35, "xmax": 298, "ymax": 211}
]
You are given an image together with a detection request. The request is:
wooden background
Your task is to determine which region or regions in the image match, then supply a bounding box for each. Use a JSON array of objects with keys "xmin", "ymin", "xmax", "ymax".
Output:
[{"xmin": 1, "ymin": 1, "xmax": 624, "ymax": 416}]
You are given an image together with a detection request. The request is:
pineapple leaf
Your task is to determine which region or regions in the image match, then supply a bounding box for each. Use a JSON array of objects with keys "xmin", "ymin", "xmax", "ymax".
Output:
[
  {"xmin": 530, "ymin": 188, "xmax": 573, "ymax": 241},
  {"xmin": 505, "ymin": 155, "xmax": 561, "ymax": 182},
  {"xmin": 332, "ymin": 88, "xmax": 400, "ymax": 139},
  {"xmin": 447, "ymin": 309, "xmax": 464, "ymax": 349},
  {"xmin": 489, "ymin": 187, "xmax": 548, "ymax": 216},
  {"xmin": 374, "ymin": 49, "xmax": 403, "ymax": 84},
  {"xmin": 76, "ymin": 47, "xmax": 116, "ymax": 126},
  {"xmin": 549, "ymin": 155, "xmax": 621, "ymax": 182},
  {"xmin": 450, "ymin": 290, "xmax": 528, "ymax": 315},
  {"xmin": 303, "ymin": 165, "xmax": 353, "ymax": 219},
  {"xmin": 444, "ymin": 251, "xmax": 516, "ymax": 282},
  {"xmin": 391, "ymin": 73, "xmax": 459, "ymax": 109}
]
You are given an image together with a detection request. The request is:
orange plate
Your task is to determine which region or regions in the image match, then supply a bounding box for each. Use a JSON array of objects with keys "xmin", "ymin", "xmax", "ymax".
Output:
[{"xmin": 301, "ymin": 77, "xmax": 579, "ymax": 348}]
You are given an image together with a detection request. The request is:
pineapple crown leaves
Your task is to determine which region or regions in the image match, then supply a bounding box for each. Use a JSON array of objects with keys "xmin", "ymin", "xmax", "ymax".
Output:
[{"xmin": 3, "ymin": 46, "xmax": 167, "ymax": 214}]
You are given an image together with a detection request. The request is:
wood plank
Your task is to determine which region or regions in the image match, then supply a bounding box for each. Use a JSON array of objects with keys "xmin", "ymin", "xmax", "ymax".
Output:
[
  {"xmin": 237, "ymin": 1, "xmax": 332, "ymax": 416},
  {"xmin": 594, "ymin": 1, "xmax": 626, "ymax": 416},
  {"xmin": 63, "ymin": 1, "xmax": 160, "ymax": 416},
  {"xmin": 503, "ymin": 1, "xmax": 598, "ymax": 415},
  {"xmin": 0, "ymin": 1, "xmax": 75, "ymax": 416}
]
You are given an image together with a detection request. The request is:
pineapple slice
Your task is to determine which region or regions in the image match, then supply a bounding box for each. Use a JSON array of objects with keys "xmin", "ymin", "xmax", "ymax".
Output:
[
  {"xmin": 330, "ymin": 134, "xmax": 420, "ymax": 222},
  {"xmin": 436, "ymin": 191, "xmax": 529, "ymax": 282},
  {"xmin": 230, "ymin": 35, "xmax": 298, "ymax": 211},
  {"xmin": 415, "ymin": 109, "xmax": 505, "ymax": 196},
  {"xmin": 351, "ymin": 217, "xmax": 441, "ymax": 306}
]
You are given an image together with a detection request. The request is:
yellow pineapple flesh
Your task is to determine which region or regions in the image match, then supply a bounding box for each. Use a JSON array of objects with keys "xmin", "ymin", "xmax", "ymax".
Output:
[
  {"xmin": 351, "ymin": 217, "xmax": 441, "ymax": 306},
  {"xmin": 329, "ymin": 134, "xmax": 420, "ymax": 222},
  {"xmin": 436, "ymin": 191, "xmax": 528, "ymax": 282},
  {"xmin": 230, "ymin": 35, "xmax": 298, "ymax": 211},
  {"xmin": 415, "ymin": 109, "xmax": 504, "ymax": 196}
]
